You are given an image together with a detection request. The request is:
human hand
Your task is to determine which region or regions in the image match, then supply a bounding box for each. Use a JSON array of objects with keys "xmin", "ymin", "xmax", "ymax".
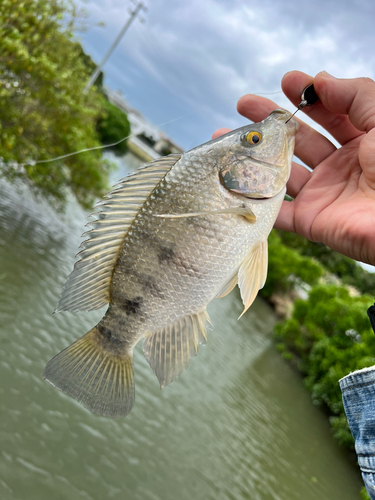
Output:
[{"xmin": 214, "ymin": 71, "xmax": 375, "ymax": 266}]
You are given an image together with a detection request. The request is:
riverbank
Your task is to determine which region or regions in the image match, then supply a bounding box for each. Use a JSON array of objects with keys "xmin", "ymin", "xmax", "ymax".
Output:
[{"xmin": 263, "ymin": 229, "xmax": 375, "ymax": 499}]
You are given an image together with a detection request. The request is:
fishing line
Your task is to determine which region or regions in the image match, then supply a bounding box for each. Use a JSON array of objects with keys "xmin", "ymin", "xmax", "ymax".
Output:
[
  {"xmin": 285, "ymin": 84, "xmax": 319, "ymax": 123},
  {"xmin": 22, "ymin": 91, "xmax": 284, "ymax": 166},
  {"xmin": 24, "ymin": 112, "xmax": 196, "ymax": 166},
  {"xmin": 21, "ymin": 9, "xmax": 286, "ymax": 167},
  {"xmin": 226, "ymin": 90, "xmax": 283, "ymax": 102}
]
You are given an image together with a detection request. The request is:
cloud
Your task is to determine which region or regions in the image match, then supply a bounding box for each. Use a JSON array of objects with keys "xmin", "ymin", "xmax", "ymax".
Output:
[{"xmin": 75, "ymin": 0, "xmax": 375, "ymax": 148}]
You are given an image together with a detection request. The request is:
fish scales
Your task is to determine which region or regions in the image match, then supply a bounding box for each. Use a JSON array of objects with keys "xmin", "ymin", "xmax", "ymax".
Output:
[
  {"xmin": 109, "ymin": 153, "xmax": 281, "ymax": 332},
  {"xmin": 43, "ymin": 109, "xmax": 298, "ymax": 417}
]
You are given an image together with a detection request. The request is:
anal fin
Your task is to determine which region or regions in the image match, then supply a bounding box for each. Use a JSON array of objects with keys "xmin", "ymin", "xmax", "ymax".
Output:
[
  {"xmin": 143, "ymin": 311, "xmax": 210, "ymax": 388},
  {"xmin": 238, "ymin": 240, "xmax": 268, "ymax": 318}
]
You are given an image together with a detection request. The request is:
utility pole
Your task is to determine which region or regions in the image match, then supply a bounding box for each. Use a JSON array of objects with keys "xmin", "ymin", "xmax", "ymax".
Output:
[{"xmin": 84, "ymin": 1, "xmax": 146, "ymax": 93}]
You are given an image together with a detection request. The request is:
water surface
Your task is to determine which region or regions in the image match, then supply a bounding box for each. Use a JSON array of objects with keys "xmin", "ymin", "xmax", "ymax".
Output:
[{"xmin": 0, "ymin": 153, "xmax": 363, "ymax": 499}]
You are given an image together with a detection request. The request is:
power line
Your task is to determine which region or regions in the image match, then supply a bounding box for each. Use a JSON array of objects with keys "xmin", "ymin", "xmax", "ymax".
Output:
[{"xmin": 84, "ymin": 1, "xmax": 147, "ymax": 94}]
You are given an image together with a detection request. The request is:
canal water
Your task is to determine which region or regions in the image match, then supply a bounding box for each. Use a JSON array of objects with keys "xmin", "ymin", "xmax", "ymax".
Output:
[{"xmin": 0, "ymin": 152, "xmax": 363, "ymax": 499}]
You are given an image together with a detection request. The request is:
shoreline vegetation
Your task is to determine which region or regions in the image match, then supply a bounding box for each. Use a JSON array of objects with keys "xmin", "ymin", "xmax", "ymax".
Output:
[
  {"xmin": 0, "ymin": 0, "xmax": 130, "ymax": 210},
  {"xmin": 264, "ymin": 229, "xmax": 374, "ymax": 500}
]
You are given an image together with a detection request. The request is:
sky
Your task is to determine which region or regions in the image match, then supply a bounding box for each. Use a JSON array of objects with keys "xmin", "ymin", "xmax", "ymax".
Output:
[{"xmin": 74, "ymin": 0, "xmax": 375, "ymax": 151}]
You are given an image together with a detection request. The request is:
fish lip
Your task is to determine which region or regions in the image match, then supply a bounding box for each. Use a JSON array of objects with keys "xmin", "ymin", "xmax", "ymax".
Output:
[
  {"xmin": 230, "ymin": 190, "xmax": 280, "ymax": 202},
  {"xmin": 245, "ymin": 196, "xmax": 271, "ymax": 201},
  {"xmin": 242, "ymin": 184, "xmax": 286, "ymax": 201},
  {"xmin": 242, "ymin": 185, "xmax": 287, "ymax": 202}
]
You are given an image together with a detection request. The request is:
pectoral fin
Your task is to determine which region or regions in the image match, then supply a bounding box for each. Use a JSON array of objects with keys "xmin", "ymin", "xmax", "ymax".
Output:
[
  {"xmin": 238, "ymin": 240, "xmax": 268, "ymax": 318},
  {"xmin": 215, "ymin": 272, "xmax": 238, "ymax": 299}
]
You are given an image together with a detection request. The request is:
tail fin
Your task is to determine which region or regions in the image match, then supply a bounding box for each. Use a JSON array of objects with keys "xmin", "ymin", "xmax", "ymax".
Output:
[{"xmin": 43, "ymin": 327, "xmax": 134, "ymax": 418}]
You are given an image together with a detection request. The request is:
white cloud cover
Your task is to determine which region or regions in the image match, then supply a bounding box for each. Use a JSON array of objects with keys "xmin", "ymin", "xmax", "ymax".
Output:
[{"xmin": 75, "ymin": 0, "xmax": 375, "ymax": 149}]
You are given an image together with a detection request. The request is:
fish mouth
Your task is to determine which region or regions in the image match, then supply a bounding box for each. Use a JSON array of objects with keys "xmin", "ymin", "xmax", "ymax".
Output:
[
  {"xmin": 242, "ymin": 185, "xmax": 286, "ymax": 202},
  {"xmin": 245, "ymin": 195, "xmax": 271, "ymax": 200},
  {"xmin": 227, "ymin": 184, "xmax": 284, "ymax": 201},
  {"xmin": 229, "ymin": 189, "xmax": 281, "ymax": 201}
]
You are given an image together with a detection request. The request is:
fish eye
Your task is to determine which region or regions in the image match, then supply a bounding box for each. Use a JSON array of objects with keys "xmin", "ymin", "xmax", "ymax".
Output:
[{"xmin": 246, "ymin": 131, "xmax": 262, "ymax": 145}]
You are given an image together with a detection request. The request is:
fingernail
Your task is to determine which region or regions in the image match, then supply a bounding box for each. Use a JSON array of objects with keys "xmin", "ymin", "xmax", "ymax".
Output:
[{"xmin": 320, "ymin": 70, "xmax": 336, "ymax": 79}]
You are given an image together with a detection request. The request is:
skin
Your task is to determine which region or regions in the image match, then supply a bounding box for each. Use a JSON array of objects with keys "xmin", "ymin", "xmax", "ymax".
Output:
[{"xmin": 213, "ymin": 71, "xmax": 375, "ymax": 266}]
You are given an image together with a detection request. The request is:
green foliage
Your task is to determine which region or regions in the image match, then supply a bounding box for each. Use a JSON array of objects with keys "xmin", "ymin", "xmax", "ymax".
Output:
[
  {"xmin": 261, "ymin": 230, "xmax": 323, "ymax": 298},
  {"xmin": 275, "ymin": 284, "xmax": 375, "ymax": 449},
  {"xmin": 361, "ymin": 486, "xmax": 371, "ymax": 500},
  {"xmin": 0, "ymin": 0, "xmax": 113, "ymax": 208},
  {"xmin": 277, "ymin": 230, "xmax": 375, "ymax": 296},
  {"xmin": 266, "ymin": 226, "xmax": 375, "ymax": 497},
  {"xmin": 96, "ymin": 98, "xmax": 131, "ymax": 156}
]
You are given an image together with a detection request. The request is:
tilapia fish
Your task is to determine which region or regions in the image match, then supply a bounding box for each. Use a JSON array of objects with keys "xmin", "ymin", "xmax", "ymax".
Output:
[{"xmin": 44, "ymin": 109, "xmax": 298, "ymax": 417}]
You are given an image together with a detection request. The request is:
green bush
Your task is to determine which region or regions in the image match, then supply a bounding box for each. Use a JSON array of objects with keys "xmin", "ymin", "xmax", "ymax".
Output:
[
  {"xmin": 96, "ymin": 98, "xmax": 131, "ymax": 156},
  {"xmin": 361, "ymin": 486, "xmax": 371, "ymax": 500},
  {"xmin": 277, "ymin": 230, "xmax": 375, "ymax": 296},
  {"xmin": 0, "ymin": 0, "xmax": 113, "ymax": 209},
  {"xmin": 261, "ymin": 230, "xmax": 323, "ymax": 298},
  {"xmin": 275, "ymin": 284, "xmax": 375, "ymax": 448}
]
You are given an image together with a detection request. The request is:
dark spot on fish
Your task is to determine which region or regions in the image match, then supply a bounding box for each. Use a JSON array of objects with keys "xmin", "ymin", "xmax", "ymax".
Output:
[
  {"xmin": 98, "ymin": 325, "xmax": 122, "ymax": 345},
  {"xmin": 138, "ymin": 274, "xmax": 165, "ymax": 299},
  {"xmin": 120, "ymin": 296, "xmax": 143, "ymax": 315},
  {"xmin": 158, "ymin": 247, "xmax": 175, "ymax": 263}
]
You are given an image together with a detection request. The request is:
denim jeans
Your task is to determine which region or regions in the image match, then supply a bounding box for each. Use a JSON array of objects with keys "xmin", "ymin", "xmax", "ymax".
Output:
[{"xmin": 340, "ymin": 366, "xmax": 375, "ymax": 500}]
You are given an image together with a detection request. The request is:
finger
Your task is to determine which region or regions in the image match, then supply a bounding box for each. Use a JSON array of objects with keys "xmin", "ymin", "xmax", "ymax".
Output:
[
  {"xmin": 282, "ymin": 70, "xmax": 369, "ymax": 144},
  {"xmin": 237, "ymin": 93, "xmax": 277, "ymax": 122},
  {"xmin": 286, "ymin": 162, "xmax": 311, "ymax": 199},
  {"xmin": 274, "ymin": 200, "xmax": 295, "ymax": 233},
  {"xmin": 315, "ymin": 72, "xmax": 375, "ymax": 133},
  {"xmin": 212, "ymin": 128, "xmax": 231, "ymax": 139},
  {"xmin": 237, "ymin": 94, "xmax": 336, "ymax": 168},
  {"xmin": 359, "ymin": 127, "xmax": 375, "ymax": 190}
]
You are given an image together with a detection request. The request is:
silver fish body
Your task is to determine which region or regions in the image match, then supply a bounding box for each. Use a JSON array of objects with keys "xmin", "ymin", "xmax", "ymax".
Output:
[{"xmin": 44, "ymin": 109, "xmax": 298, "ymax": 417}]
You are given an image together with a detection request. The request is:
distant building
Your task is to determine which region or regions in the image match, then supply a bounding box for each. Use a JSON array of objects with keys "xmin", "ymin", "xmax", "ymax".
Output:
[{"xmin": 105, "ymin": 87, "xmax": 184, "ymax": 162}]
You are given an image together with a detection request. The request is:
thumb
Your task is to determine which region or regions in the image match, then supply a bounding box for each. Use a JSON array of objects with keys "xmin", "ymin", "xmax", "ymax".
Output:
[
  {"xmin": 212, "ymin": 128, "xmax": 231, "ymax": 140},
  {"xmin": 314, "ymin": 73, "xmax": 375, "ymax": 133}
]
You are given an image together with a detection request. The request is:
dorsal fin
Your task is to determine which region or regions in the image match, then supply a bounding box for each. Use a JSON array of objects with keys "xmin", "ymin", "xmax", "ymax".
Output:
[{"xmin": 56, "ymin": 154, "xmax": 181, "ymax": 312}]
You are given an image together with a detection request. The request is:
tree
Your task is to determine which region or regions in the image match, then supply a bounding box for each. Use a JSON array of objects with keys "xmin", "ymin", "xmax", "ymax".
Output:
[
  {"xmin": 277, "ymin": 230, "xmax": 375, "ymax": 295},
  {"xmin": 261, "ymin": 230, "xmax": 323, "ymax": 298},
  {"xmin": 275, "ymin": 284, "xmax": 375, "ymax": 449},
  {"xmin": 96, "ymin": 98, "xmax": 131, "ymax": 157},
  {"xmin": 0, "ymin": 0, "xmax": 113, "ymax": 209}
]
